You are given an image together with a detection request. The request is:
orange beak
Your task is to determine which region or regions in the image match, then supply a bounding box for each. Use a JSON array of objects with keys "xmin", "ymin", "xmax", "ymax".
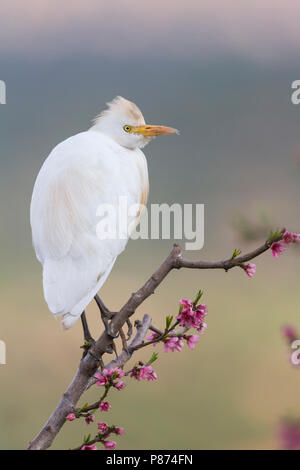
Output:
[{"xmin": 132, "ymin": 124, "xmax": 179, "ymax": 136}]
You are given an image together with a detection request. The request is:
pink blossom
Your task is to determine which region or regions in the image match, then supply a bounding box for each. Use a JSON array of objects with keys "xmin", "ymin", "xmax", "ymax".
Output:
[
  {"xmin": 282, "ymin": 325, "xmax": 297, "ymax": 343},
  {"xmin": 179, "ymin": 298, "xmax": 193, "ymax": 311},
  {"xmin": 197, "ymin": 322, "xmax": 207, "ymax": 334},
  {"xmin": 103, "ymin": 440, "xmax": 116, "ymax": 450},
  {"xmin": 114, "ymin": 426, "xmax": 125, "ymax": 435},
  {"xmin": 271, "ymin": 241, "xmax": 286, "ymax": 259},
  {"xmin": 140, "ymin": 365, "xmax": 157, "ymax": 381},
  {"xmin": 283, "ymin": 231, "xmax": 295, "ymax": 245},
  {"xmin": 147, "ymin": 332, "xmax": 185, "ymax": 352},
  {"xmin": 106, "ymin": 367, "xmax": 125, "ymax": 379},
  {"xmin": 243, "ymin": 263, "xmax": 256, "ymax": 278},
  {"xmin": 293, "ymin": 233, "xmax": 300, "ymax": 243},
  {"xmin": 185, "ymin": 334, "xmax": 200, "ymax": 350},
  {"xmin": 128, "ymin": 363, "xmax": 142, "ymax": 380},
  {"xmin": 283, "ymin": 231, "xmax": 300, "ymax": 245},
  {"xmin": 98, "ymin": 422, "xmax": 108, "ymax": 434},
  {"xmin": 177, "ymin": 299, "xmax": 207, "ymax": 329},
  {"xmin": 176, "ymin": 303, "xmax": 195, "ymax": 327},
  {"xmin": 279, "ymin": 421, "xmax": 300, "ymax": 450},
  {"xmin": 163, "ymin": 336, "xmax": 184, "ymax": 353},
  {"xmin": 85, "ymin": 415, "xmax": 95, "ymax": 426},
  {"xmin": 99, "ymin": 401, "xmax": 111, "ymax": 412},
  {"xmin": 97, "ymin": 422, "xmax": 108, "ymax": 434},
  {"xmin": 66, "ymin": 413, "xmax": 76, "ymax": 421},
  {"xmin": 146, "ymin": 331, "xmax": 159, "ymax": 344},
  {"xmin": 194, "ymin": 304, "xmax": 207, "ymax": 320},
  {"xmin": 113, "ymin": 381, "xmax": 126, "ymax": 390},
  {"xmin": 95, "ymin": 368, "xmax": 125, "ymax": 387},
  {"xmin": 81, "ymin": 445, "xmax": 97, "ymax": 450},
  {"xmin": 94, "ymin": 372, "xmax": 108, "ymax": 387},
  {"xmin": 129, "ymin": 363, "xmax": 157, "ymax": 381}
]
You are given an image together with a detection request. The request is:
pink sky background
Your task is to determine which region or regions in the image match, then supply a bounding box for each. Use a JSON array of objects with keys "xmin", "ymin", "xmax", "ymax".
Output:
[{"xmin": 1, "ymin": 1, "xmax": 300, "ymax": 61}]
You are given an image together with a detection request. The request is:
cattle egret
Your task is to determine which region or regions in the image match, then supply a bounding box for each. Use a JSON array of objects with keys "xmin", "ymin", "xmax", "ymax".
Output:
[{"xmin": 30, "ymin": 96, "xmax": 178, "ymax": 336}]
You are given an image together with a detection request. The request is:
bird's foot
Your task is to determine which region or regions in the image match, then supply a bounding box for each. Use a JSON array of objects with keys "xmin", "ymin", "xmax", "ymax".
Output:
[
  {"xmin": 80, "ymin": 311, "xmax": 95, "ymax": 358},
  {"xmin": 126, "ymin": 319, "xmax": 133, "ymax": 341},
  {"xmin": 94, "ymin": 294, "xmax": 119, "ymax": 339},
  {"xmin": 87, "ymin": 351, "xmax": 105, "ymax": 369},
  {"xmin": 103, "ymin": 342, "xmax": 115, "ymax": 354},
  {"xmin": 101, "ymin": 311, "xmax": 119, "ymax": 339},
  {"xmin": 80, "ymin": 337, "xmax": 96, "ymax": 358}
]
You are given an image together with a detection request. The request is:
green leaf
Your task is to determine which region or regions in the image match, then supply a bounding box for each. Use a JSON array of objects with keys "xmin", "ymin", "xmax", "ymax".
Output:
[
  {"xmin": 267, "ymin": 229, "xmax": 283, "ymax": 244},
  {"xmin": 147, "ymin": 352, "xmax": 158, "ymax": 365},
  {"xmin": 165, "ymin": 315, "xmax": 173, "ymax": 330},
  {"xmin": 231, "ymin": 248, "xmax": 241, "ymax": 259},
  {"xmin": 193, "ymin": 290, "xmax": 203, "ymax": 306},
  {"xmin": 83, "ymin": 433, "xmax": 91, "ymax": 443},
  {"xmin": 79, "ymin": 403, "xmax": 89, "ymax": 413},
  {"xmin": 80, "ymin": 340, "xmax": 91, "ymax": 349}
]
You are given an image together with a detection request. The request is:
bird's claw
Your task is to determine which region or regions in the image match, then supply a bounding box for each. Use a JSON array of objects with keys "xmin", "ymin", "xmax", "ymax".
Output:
[
  {"xmin": 94, "ymin": 295, "xmax": 119, "ymax": 338},
  {"xmin": 126, "ymin": 319, "xmax": 133, "ymax": 341},
  {"xmin": 122, "ymin": 343, "xmax": 130, "ymax": 356},
  {"xmin": 106, "ymin": 323, "xmax": 119, "ymax": 339},
  {"xmin": 101, "ymin": 313, "xmax": 119, "ymax": 339},
  {"xmin": 104, "ymin": 344, "xmax": 114, "ymax": 354},
  {"xmin": 88, "ymin": 351, "xmax": 104, "ymax": 368}
]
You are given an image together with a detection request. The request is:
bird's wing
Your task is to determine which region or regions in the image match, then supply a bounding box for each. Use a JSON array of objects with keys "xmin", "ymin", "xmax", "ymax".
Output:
[{"xmin": 30, "ymin": 131, "xmax": 145, "ymax": 318}]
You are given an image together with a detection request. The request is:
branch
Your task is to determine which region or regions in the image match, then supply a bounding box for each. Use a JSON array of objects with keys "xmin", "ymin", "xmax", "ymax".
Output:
[
  {"xmin": 27, "ymin": 230, "xmax": 284, "ymax": 450},
  {"xmin": 86, "ymin": 314, "xmax": 152, "ymax": 390},
  {"xmin": 71, "ymin": 426, "xmax": 116, "ymax": 451}
]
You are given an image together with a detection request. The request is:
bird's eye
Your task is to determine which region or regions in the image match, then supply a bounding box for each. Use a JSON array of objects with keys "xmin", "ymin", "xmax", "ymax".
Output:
[{"xmin": 123, "ymin": 125, "xmax": 132, "ymax": 133}]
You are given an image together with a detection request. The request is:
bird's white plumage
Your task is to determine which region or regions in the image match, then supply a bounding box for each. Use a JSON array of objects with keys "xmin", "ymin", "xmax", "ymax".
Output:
[{"xmin": 31, "ymin": 97, "xmax": 149, "ymax": 329}]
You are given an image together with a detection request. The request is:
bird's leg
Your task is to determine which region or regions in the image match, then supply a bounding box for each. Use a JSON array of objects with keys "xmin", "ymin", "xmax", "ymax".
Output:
[
  {"xmin": 94, "ymin": 294, "xmax": 119, "ymax": 339},
  {"xmin": 126, "ymin": 319, "xmax": 133, "ymax": 341},
  {"xmin": 80, "ymin": 312, "xmax": 112, "ymax": 360},
  {"xmin": 80, "ymin": 311, "xmax": 95, "ymax": 357},
  {"xmin": 81, "ymin": 311, "xmax": 94, "ymax": 344},
  {"xmin": 94, "ymin": 294, "xmax": 133, "ymax": 341}
]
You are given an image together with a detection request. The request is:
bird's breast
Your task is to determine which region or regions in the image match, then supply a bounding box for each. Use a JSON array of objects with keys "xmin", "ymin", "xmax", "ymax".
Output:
[{"xmin": 130, "ymin": 149, "xmax": 149, "ymax": 216}]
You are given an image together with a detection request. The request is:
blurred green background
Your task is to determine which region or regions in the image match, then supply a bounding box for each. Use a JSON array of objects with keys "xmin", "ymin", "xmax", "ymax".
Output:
[{"xmin": 0, "ymin": 1, "xmax": 300, "ymax": 450}]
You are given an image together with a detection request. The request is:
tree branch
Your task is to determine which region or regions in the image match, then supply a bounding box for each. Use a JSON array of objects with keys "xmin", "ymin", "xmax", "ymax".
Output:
[{"xmin": 27, "ymin": 231, "xmax": 284, "ymax": 450}]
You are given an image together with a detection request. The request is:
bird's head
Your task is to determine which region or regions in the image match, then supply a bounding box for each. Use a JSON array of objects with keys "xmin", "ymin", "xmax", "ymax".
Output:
[{"xmin": 92, "ymin": 96, "xmax": 178, "ymax": 149}]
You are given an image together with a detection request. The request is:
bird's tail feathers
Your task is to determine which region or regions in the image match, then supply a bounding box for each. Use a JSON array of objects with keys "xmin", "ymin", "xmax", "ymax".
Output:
[
  {"xmin": 61, "ymin": 313, "xmax": 78, "ymax": 330},
  {"xmin": 43, "ymin": 256, "xmax": 116, "ymax": 329}
]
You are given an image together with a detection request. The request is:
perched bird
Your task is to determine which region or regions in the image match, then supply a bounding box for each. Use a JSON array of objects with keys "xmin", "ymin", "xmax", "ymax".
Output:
[{"xmin": 30, "ymin": 96, "xmax": 178, "ymax": 337}]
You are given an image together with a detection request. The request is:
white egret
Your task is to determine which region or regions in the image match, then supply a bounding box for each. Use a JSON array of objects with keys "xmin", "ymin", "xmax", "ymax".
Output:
[{"xmin": 30, "ymin": 96, "xmax": 178, "ymax": 339}]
